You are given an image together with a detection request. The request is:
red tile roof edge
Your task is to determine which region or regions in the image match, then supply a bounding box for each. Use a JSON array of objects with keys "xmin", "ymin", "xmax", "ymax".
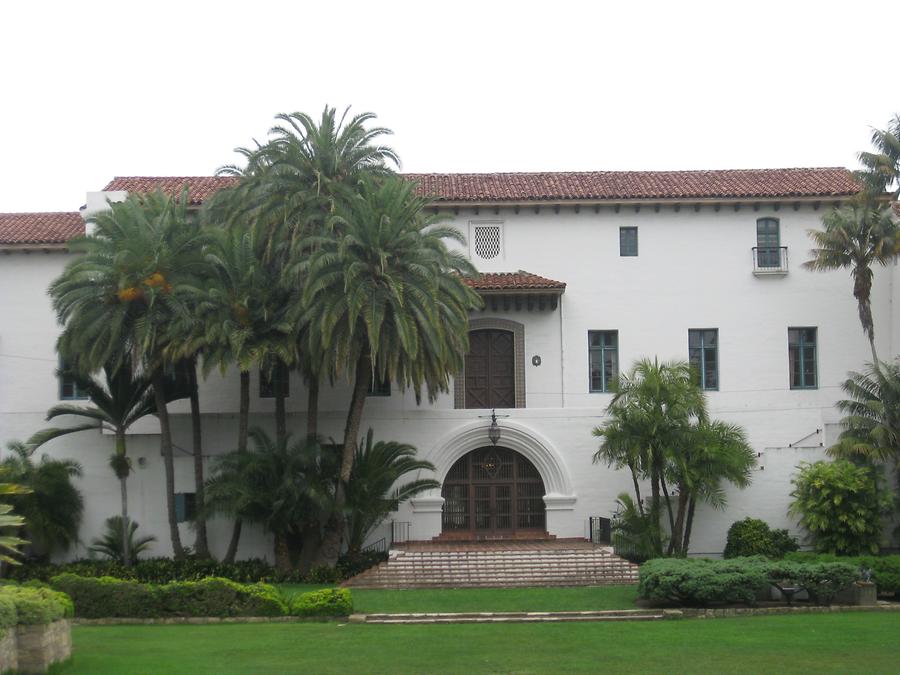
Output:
[
  {"xmin": 463, "ymin": 271, "xmax": 566, "ymax": 291},
  {"xmin": 0, "ymin": 212, "xmax": 84, "ymax": 245}
]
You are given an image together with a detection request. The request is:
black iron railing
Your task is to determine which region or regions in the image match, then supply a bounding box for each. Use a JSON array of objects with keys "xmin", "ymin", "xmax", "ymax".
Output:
[
  {"xmin": 362, "ymin": 537, "xmax": 386, "ymax": 554},
  {"xmin": 752, "ymin": 246, "xmax": 788, "ymax": 274},
  {"xmin": 587, "ymin": 516, "xmax": 612, "ymax": 545},
  {"xmin": 391, "ymin": 521, "xmax": 411, "ymax": 546}
]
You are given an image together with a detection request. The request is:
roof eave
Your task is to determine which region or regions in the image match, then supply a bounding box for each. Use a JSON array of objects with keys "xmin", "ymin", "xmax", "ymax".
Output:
[{"xmin": 428, "ymin": 194, "xmax": 861, "ymax": 209}]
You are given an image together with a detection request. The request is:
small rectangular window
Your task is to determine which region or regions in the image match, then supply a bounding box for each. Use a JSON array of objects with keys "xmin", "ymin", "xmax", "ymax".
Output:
[
  {"xmin": 175, "ymin": 493, "xmax": 196, "ymax": 523},
  {"xmin": 59, "ymin": 359, "xmax": 88, "ymax": 400},
  {"xmin": 620, "ymin": 227, "xmax": 638, "ymax": 256},
  {"xmin": 688, "ymin": 329, "xmax": 719, "ymax": 390},
  {"xmin": 756, "ymin": 218, "xmax": 781, "ymax": 268},
  {"xmin": 367, "ymin": 372, "xmax": 391, "ymax": 397},
  {"xmin": 259, "ymin": 362, "xmax": 290, "ymax": 398},
  {"xmin": 789, "ymin": 327, "xmax": 817, "ymax": 389},
  {"xmin": 588, "ymin": 331, "xmax": 618, "ymax": 392}
]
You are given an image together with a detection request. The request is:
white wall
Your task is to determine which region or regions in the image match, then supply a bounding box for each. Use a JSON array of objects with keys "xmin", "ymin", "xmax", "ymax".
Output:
[{"xmin": 0, "ymin": 197, "xmax": 892, "ymax": 559}]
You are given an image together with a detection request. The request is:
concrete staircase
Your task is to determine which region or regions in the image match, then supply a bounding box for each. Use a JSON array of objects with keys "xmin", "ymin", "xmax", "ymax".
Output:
[{"xmin": 343, "ymin": 541, "xmax": 640, "ymax": 589}]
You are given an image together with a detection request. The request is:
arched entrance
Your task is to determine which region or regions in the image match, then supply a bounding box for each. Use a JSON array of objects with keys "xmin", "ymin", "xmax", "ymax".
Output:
[{"xmin": 441, "ymin": 446, "xmax": 546, "ymax": 537}]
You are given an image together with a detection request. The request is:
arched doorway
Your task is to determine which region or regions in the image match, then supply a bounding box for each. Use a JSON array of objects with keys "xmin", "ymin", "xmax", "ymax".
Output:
[{"xmin": 441, "ymin": 446, "xmax": 546, "ymax": 537}]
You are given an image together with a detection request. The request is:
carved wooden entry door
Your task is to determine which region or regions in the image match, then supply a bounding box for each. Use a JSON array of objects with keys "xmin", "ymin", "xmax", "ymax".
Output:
[{"xmin": 465, "ymin": 329, "xmax": 515, "ymax": 409}]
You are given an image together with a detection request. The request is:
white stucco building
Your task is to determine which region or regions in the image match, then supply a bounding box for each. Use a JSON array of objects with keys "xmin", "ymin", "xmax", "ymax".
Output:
[{"xmin": 1, "ymin": 167, "xmax": 895, "ymax": 560}]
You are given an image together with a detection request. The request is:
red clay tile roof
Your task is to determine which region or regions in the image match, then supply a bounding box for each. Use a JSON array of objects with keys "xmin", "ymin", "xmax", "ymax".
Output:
[
  {"xmin": 105, "ymin": 168, "xmax": 860, "ymax": 205},
  {"xmin": 103, "ymin": 176, "xmax": 239, "ymax": 205},
  {"xmin": 0, "ymin": 212, "xmax": 84, "ymax": 245},
  {"xmin": 463, "ymin": 271, "xmax": 566, "ymax": 292},
  {"xmin": 406, "ymin": 168, "xmax": 860, "ymax": 202}
]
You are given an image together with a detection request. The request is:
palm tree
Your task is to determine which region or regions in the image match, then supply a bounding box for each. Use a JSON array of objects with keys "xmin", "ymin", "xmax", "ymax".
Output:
[
  {"xmin": 0, "ymin": 471, "xmax": 30, "ymax": 565},
  {"xmin": 856, "ymin": 114, "xmax": 900, "ymax": 199},
  {"xmin": 593, "ymin": 358, "xmax": 707, "ymax": 554},
  {"xmin": 344, "ymin": 429, "xmax": 440, "ymax": 556},
  {"xmin": 803, "ymin": 204, "xmax": 900, "ymax": 362},
  {"xmin": 89, "ymin": 516, "xmax": 156, "ymax": 564},
  {"xmin": 49, "ymin": 189, "xmax": 206, "ymax": 559},
  {"xmin": 828, "ymin": 360, "xmax": 900, "ymax": 465},
  {"xmin": 204, "ymin": 428, "xmax": 336, "ymax": 572},
  {"xmin": 1, "ymin": 441, "xmax": 83, "ymax": 557},
  {"xmin": 303, "ymin": 175, "xmax": 481, "ymax": 564},
  {"xmin": 27, "ymin": 359, "xmax": 159, "ymax": 564}
]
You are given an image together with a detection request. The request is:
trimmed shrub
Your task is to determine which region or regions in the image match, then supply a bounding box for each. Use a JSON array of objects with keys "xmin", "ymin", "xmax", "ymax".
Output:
[
  {"xmin": 638, "ymin": 557, "xmax": 770, "ymax": 606},
  {"xmin": 0, "ymin": 596, "xmax": 17, "ymax": 630},
  {"xmin": 291, "ymin": 588, "xmax": 353, "ymax": 617},
  {"xmin": 767, "ymin": 560, "xmax": 860, "ymax": 604},
  {"xmin": 785, "ymin": 553, "xmax": 900, "ymax": 595},
  {"xmin": 49, "ymin": 573, "xmax": 287, "ymax": 619},
  {"xmin": 0, "ymin": 586, "xmax": 73, "ymax": 624},
  {"xmin": 723, "ymin": 518, "xmax": 798, "ymax": 559}
]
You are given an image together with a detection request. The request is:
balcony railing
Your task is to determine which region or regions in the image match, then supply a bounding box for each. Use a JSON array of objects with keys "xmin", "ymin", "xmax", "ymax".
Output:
[{"xmin": 752, "ymin": 246, "xmax": 788, "ymax": 276}]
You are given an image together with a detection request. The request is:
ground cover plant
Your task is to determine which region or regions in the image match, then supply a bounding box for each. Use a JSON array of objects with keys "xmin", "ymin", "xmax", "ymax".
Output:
[{"xmin": 59, "ymin": 613, "xmax": 900, "ymax": 674}]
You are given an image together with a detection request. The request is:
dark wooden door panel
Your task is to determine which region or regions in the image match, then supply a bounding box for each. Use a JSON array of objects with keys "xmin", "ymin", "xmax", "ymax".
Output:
[{"xmin": 465, "ymin": 329, "xmax": 515, "ymax": 409}]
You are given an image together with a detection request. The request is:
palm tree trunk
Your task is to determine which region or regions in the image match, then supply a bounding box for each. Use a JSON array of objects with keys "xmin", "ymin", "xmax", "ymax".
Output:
[
  {"xmin": 660, "ymin": 476, "xmax": 677, "ymax": 554},
  {"xmin": 307, "ymin": 377, "xmax": 319, "ymax": 441},
  {"xmin": 151, "ymin": 369, "xmax": 185, "ymax": 559},
  {"xmin": 683, "ymin": 497, "xmax": 698, "ymax": 553},
  {"xmin": 275, "ymin": 363, "xmax": 287, "ymax": 447},
  {"xmin": 224, "ymin": 370, "xmax": 250, "ymax": 564},
  {"xmin": 116, "ymin": 431, "xmax": 131, "ymax": 568},
  {"xmin": 273, "ymin": 531, "xmax": 292, "ymax": 574},
  {"xmin": 627, "ymin": 462, "xmax": 644, "ymax": 518},
  {"xmin": 317, "ymin": 353, "xmax": 371, "ymax": 566},
  {"xmin": 187, "ymin": 361, "xmax": 210, "ymax": 558},
  {"xmin": 669, "ymin": 489, "xmax": 689, "ymax": 556}
]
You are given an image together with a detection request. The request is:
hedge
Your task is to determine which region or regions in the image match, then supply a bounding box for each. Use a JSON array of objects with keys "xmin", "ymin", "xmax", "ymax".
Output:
[
  {"xmin": 723, "ymin": 518, "xmax": 798, "ymax": 559},
  {"xmin": 12, "ymin": 551, "xmax": 386, "ymax": 585},
  {"xmin": 0, "ymin": 584, "xmax": 74, "ymax": 633},
  {"xmin": 49, "ymin": 574, "xmax": 288, "ymax": 619},
  {"xmin": 785, "ymin": 552, "xmax": 900, "ymax": 595},
  {"xmin": 638, "ymin": 557, "xmax": 861, "ymax": 607},
  {"xmin": 291, "ymin": 588, "xmax": 353, "ymax": 617}
]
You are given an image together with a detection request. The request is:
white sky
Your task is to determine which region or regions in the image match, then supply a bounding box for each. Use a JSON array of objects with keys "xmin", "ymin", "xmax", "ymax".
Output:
[{"xmin": 0, "ymin": 0, "xmax": 896, "ymax": 212}]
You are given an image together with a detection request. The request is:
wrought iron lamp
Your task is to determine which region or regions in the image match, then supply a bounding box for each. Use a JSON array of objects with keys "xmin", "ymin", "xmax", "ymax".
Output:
[{"xmin": 488, "ymin": 409, "xmax": 502, "ymax": 445}]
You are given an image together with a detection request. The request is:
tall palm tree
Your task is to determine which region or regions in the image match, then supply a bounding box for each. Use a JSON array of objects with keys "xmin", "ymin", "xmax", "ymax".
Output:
[
  {"xmin": 593, "ymin": 358, "xmax": 707, "ymax": 554},
  {"xmin": 856, "ymin": 114, "xmax": 900, "ymax": 199},
  {"xmin": 28, "ymin": 359, "xmax": 178, "ymax": 565},
  {"xmin": 204, "ymin": 428, "xmax": 336, "ymax": 572},
  {"xmin": 49, "ymin": 190, "xmax": 206, "ymax": 559},
  {"xmin": 344, "ymin": 429, "xmax": 440, "ymax": 556},
  {"xmin": 1, "ymin": 441, "xmax": 83, "ymax": 557},
  {"xmin": 803, "ymin": 204, "xmax": 900, "ymax": 362},
  {"xmin": 303, "ymin": 175, "xmax": 481, "ymax": 564}
]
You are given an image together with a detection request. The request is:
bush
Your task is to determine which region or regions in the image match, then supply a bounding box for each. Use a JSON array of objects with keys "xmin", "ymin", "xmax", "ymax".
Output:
[
  {"xmin": 49, "ymin": 573, "xmax": 287, "ymax": 619},
  {"xmin": 785, "ymin": 553, "xmax": 900, "ymax": 595},
  {"xmin": 789, "ymin": 460, "xmax": 889, "ymax": 555},
  {"xmin": 0, "ymin": 585, "xmax": 73, "ymax": 624},
  {"xmin": 0, "ymin": 596, "xmax": 16, "ymax": 630},
  {"xmin": 638, "ymin": 557, "xmax": 770, "ymax": 606},
  {"xmin": 724, "ymin": 518, "xmax": 799, "ymax": 559},
  {"xmin": 291, "ymin": 588, "xmax": 353, "ymax": 617},
  {"xmin": 638, "ymin": 557, "xmax": 861, "ymax": 607}
]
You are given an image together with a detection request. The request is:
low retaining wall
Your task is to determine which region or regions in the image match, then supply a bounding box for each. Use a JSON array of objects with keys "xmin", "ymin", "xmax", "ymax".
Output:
[
  {"xmin": 0, "ymin": 620, "xmax": 71, "ymax": 674},
  {"xmin": 672, "ymin": 602, "xmax": 900, "ymax": 619}
]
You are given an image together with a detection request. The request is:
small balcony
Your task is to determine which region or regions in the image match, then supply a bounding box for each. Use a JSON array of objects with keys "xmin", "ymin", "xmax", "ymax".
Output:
[{"xmin": 752, "ymin": 246, "xmax": 788, "ymax": 276}]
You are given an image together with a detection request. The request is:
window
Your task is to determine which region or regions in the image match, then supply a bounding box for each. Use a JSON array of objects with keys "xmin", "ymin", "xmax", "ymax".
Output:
[
  {"xmin": 259, "ymin": 362, "xmax": 290, "ymax": 398},
  {"xmin": 789, "ymin": 327, "xmax": 817, "ymax": 389},
  {"xmin": 368, "ymin": 372, "xmax": 391, "ymax": 397},
  {"xmin": 688, "ymin": 329, "xmax": 718, "ymax": 390},
  {"xmin": 588, "ymin": 331, "xmax": 618, "ymax": 392},
  {"xmin": 175, "ymin": 493, "xmax": 196, "ymax": 523},
  {"xmin": 756, "ymin": 218, "xmax": 780, "ymax": 268},
  {"xmin": 619, "ymin": 227, "xmax": 638, "ymax": 256},
  {"xmin": 59, "ymin": 359, "xmax": 88, "ymax": 400},
  {"xmin": 471, "ymin": 222, "xmax": 503, "ymax": 260}
]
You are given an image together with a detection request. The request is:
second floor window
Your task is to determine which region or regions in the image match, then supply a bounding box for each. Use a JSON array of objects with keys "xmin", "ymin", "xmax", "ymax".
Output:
[
  {"xmin": 259, "ymin": 362, "xmax": 290, "ymax": 398},
  {"xmin": 619, "ymin": 227, "xmax": 638, "ymax": 256},
  {"xmin": 589, "ymin": 331, "xmax": 618, "ymax": 392},
  {"xmin": 689, "ymin": 329, "xmax": 718, "ymax": 390},
  {"xmin": 756, "ymin": 217, "xmax": 780, "ymax": 268},
  {"xmin": 59, "ymin": 359, "xmax": 88, "ymax": 400},
  {"xmin": 789, "ymin": 327, "xmax": 817, "ymax": 389}
]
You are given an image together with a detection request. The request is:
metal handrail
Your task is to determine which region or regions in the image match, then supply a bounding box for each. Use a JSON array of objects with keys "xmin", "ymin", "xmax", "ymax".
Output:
[{"xmin": 752, "ymin": 246, "xmax": 789, "ymax": 273}]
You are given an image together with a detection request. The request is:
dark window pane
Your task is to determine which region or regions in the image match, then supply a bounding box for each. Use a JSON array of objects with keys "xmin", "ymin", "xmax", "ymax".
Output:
[
  {"xmin": 704, "ymin": 348, "xmax": 718, "ymax": 389},
  {"xmin": 789, "ymin": 345, "xmax": 801, "ymax": 388},
  {"xmin": 704, "ymin": 330, "xmax": 717, "ymax": 346},
  {"xmin": 619, "ymin": 227, "xmax": 638, "ymax": 256},
  {"xmin": 689, "ymin": 331, "xmax": 701, "ymax": 348},
  {"xmin": 788, "ymin": 329, "xmax": 799, "ymax": 345},
  {"xmin": 804, "ymin": 328, "xmax": 816, "ymax": 344}
]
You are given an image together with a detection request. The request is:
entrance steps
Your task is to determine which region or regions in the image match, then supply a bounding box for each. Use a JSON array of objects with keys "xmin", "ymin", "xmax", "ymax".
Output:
[
  {"xmin": 343, "ymin": 541, "xmax": 640, "ymax": 589},
  {"xmin": 350, "ymin": 609, "xmax": 663, "ymax": 624}
]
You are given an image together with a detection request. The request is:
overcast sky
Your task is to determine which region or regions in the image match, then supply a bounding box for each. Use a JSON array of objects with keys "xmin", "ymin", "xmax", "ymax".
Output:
[{"xmin": 1, "ymin": 0, "xmax": 896, "ymax": 212}]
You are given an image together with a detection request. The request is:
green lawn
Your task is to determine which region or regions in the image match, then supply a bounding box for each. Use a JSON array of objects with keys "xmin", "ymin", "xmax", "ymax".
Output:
[
  {"xmin": 277, "ymin": 584, "xmax": 639, "ymax": 613},
  {"xmin": 58, "ymin": 613, "xmax": 900, "ymax": 674}
]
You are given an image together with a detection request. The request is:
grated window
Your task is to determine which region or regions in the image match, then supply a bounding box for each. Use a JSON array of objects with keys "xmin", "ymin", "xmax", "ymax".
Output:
[{"xmin": 473, "ymin": 224, "xmax": 502, "ymax": 259}]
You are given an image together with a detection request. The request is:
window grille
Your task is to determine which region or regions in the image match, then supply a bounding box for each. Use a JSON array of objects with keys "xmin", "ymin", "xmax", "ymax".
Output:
[{"xmin": 473, "ymin": 224, "xmax": 502, "ymax": 260}]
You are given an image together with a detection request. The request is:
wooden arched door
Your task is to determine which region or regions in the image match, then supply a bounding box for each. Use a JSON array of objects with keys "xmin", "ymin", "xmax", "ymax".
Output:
[{"xmin": 441, "ymin": 447, "xmax": 546, "ymax": 538}]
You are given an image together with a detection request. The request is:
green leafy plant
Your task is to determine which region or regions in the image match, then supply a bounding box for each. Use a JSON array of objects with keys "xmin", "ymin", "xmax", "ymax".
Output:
[
  {"xmin": 290, "ymin": 588, "xmax": 352, "ymax": 617},
  {"xmin": 789, "ymin": 460, "xmax": 890, "ymax": 555},
  {"xmin": 89, "ymin": 516, "xmax": 156, "ymax": 564},
  {"xmin": 723, "ymin": 518, "xmax": 799, "ymax": 559},
  {"xmin": 0, "ymin": 585, "xmax": 73, "ymax": 624}
]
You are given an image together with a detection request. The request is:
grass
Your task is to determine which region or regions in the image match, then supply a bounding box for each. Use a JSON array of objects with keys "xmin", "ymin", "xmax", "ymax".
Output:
[
  {"xmin": 57, "ymin": 612, "xmax": 900, "ymax": 674},
  {"xmin": 277, "ymin": 584, "xmax": 639, "ymax": 613}
]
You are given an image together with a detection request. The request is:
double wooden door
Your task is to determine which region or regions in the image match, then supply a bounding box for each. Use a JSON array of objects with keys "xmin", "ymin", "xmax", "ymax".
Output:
[{"xmin": 465, "ymin": 329, "xmax": 515, "ymax": 409}]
